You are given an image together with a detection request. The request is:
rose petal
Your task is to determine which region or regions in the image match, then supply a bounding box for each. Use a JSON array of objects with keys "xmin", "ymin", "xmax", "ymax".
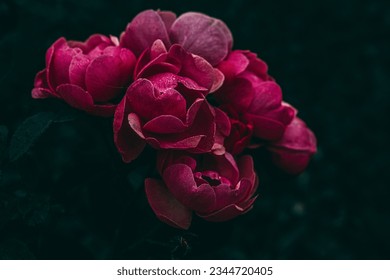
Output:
[
  {"xmin": 85, "ymin": 48, "xmax": 135, "ymax": 102},
  {"xmin": 126, "ymin": 79, "xmax": 187, "ymax": 121},
  {"xmin": 120, "ymin": 10, "xmax": 172, "ymax": 56},
  {"xmin": 114, "ymin": 97, "xmax": 146, "ymax": 162},
  {"xmin": 157, "ymin": 11, "xmax": 177, "ymax": 30},
  {"xmin": 56, "ymin": 83, "xmax": 94, "ymax": 111},
  {"xmin": 214, "ymin": 77, "xmax": 254, "ymax": 112},
  {"xmin": 143, "ymin": 115, "xmax": 187, "ymax": 134},
  {"xmin": 145, "ymin": 178, "xmax": 192, "ymax": 230},
  {"xmin": 163, "ymin": 164, "xmax": 216, "ymax": 213},
  {"xmin": 217, "ymin": 50, "xmax": 250, "ymax": 81},
  {"xmin": 68, "ymin": 34, "xmax": 113, "ymax": 53},
  {"xmin": 203, "ymin": 153, "xmax": 240, "ymax": 186},
  {"xmin": 49, "ymin": 38, "xmax": 81, "ymax": 89},
  {"xmin": 32, "ymin": 69, "xmax": 55, "ymax": 98},
  {"xmin": 244, "ymin": 113, "xmax": 286, "ymax": 140},
  {"xmin": 69, "ymin": 54, "xmax": 90, "ymax": 89},
  {"xmin": 248, "ymin": 81, "xmax": 283, "ymax": 113},
  {"xmin": 197, "ymin": 202, "xmax": 254, "ymax": 222},
  {"xmin": 146, "ymin": 135, "xmax": 204, "ymax": 150},
  {"xmin": 170, "ymin": 12, "xmax": 233, "ymax": 65},
  {"xmin": 267, "ymin": 117, "xmax": 317, "ymax": 174}
]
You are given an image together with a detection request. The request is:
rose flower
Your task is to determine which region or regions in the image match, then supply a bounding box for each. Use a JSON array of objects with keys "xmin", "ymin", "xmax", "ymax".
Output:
[
  {"xmin": 113, "ymin": 40, "xmax": 226, "ymax": 162},
  {"xmin": 145, "ymin": 151, "xmax": 258, "ymax": 229},
  {"xmin": 32, "ymin": 35, "xmax": 136, "ymax": 116},
  {"xmin": 214, "ymin": 50, "xmax": 295, "ymax": 142},
  {"xmin": 267, "ymin": 117, "xmax": 317, "ymax": 174}
]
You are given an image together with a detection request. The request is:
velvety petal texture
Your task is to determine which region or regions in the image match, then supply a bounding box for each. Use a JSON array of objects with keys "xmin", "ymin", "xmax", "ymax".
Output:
[
  {"xmin": 267, "ymin": 117, "xmax": 317, "ymax": 174},
  {"xmin": 120, "ymin": 10, "xmax": 233, "ymax": 66},
  {"xmin": 145, "ymin": 151, "xmax": 258, "ymax": 229},
  {"xmin": 32, "ymin": 35, "xmax": 136, "ymax": 116}
]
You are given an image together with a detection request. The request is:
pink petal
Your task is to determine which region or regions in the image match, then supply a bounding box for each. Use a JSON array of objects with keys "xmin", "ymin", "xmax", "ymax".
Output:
[
  {"xmin": 49, "ymin": 38, "xmax": 81, "ymax": 89},
  {"xmin": 120, "ymin": 10, "xmax": 172, "ymax": 56},
  {"xmin": 169, "ymin": 45, "xmax": 215, "ymax": 91},
  {"xmin": 270, "ymin": 117, "xmax": 317, "ymax": 152},
  {"xmin": 197, "ymin": 201, "xmax": 254, "ymax": 222},
  {"xmin": 31, "ymin": 88, "xmax": 52, "ymax": 99},
  {"xmin": 237, "ymin": 155, "xmax": 256, "ymax": 184},
  {"xmin": 69, "ymin": 54, "xmax": 90, "ymax": 89},
  {"xmin": 32, "ymin": 69, "xmax": 55, "ymax": 98},
  {"xmin": 248, "ymin": 82, "xmax": 283, "ymax": 114},
  {"xmin": 163, "ymin": 164, "xmax": 216, "ymax": 213},
  {"xmin": 246, "ymin": 52, "xmax": 270, "ymax": 81},
  {"xmin": 217, "ymin": 50, "xmax": 250, "ymax": 81},
  {"xmin": 244, "ymin": 113, "xmax": 286, "ymax": 140},
  {"xmin": 113, "ymin": 97, "xmax": 146, "ymax": 162},
  {"xmin": 268, "ymin": 117, "xmax": 317, "ymax": 174},
  {"xmin": 203, "ymin": 153, "xmax": 240, "ymax": 186},
  {"xmin": 143, "ymin": 115, "xmax": 187, "ymax": 134},
  {"xmin": 146, "ymin": 135, "xmax": 204, "ymax": 150},
  {"xmin": 210, "ymin": 68, "xmax": 225, "ymax": 93},
  {"xmin": 214, "ymin": 77, "xmax": 254, "ymax": 113},
  {"xmin": 126, "ymin": 79, "xmax": 187, "ymax": 121},
  {"xmin": 145, "ymin": 178, "xmax": 192, "ymax": 230},
  {"xmin": 127, "ymin": 113, "xmax": 146, "ymax": 139},
  {"xmin": 68, "ymin": 34, "xmax": 113, "ymax": 53},
  {"xmin": 56, "ymin": 83, "xmax": 94, "ymax": 111},
  {"xmin": 85, "ymin": 48, "xmax": 135, "ymax": 102},
  {"xmin": 157, "ymin": 11, "xmax": 177, "ymax": 30},
  {"xmin": 170, "ymin": 12, "xmax": 233, "ymax": 65}
]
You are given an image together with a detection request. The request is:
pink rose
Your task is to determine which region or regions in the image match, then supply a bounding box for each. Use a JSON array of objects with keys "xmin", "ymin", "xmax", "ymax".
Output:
[
  {"xmin": 145, "ymin": 151, "xmax": 258, "ymax": 229},
  {"xmin": 113, "ymin": 40, "xmax": 226, "ymax": 162},
  {"xmin": 32, "ymin": 35, "xmax": 136, "ymax": 116},
  {"xmin": 215, "ymin": 50, "xmax": 295, "ymax": 141},
  {"xmin": 120, "ymin": 10, "xmax": 233, "ymax": 66},
  {"xmin": 267, "ymin": 117, "xmax": 317, "ymax": 174}
]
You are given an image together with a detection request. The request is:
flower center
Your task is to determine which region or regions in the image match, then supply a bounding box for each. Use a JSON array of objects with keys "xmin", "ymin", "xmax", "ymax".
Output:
[{"xmin": 195, "ymin": 170, "xmax": 230, "ymax": 187}]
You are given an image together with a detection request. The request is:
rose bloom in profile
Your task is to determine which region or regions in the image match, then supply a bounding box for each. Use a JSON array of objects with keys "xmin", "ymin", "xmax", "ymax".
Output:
[
  {"xmin": 215, "ymin": 50, "xmax": 296, "ymax": 143},
  {"xmin": 267, "ymin": 117, "xmax": 317, "ymax": 174},
  {"xmin": 32, "ymin": 35, "xmax": 136, "ymax": 116},
  {"xmin": 145, "ymin": 151, "xmax": 258, "ymax": 229},
  {"xmin": 113, "ymin": 39, "xmax": 226, "ymax": 162}
]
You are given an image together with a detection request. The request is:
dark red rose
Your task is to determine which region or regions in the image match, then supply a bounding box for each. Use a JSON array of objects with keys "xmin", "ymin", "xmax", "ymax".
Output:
[
  {"xmin": 215, "ymin": 50, "xmax": 295, "ymax": 141},
  {"xmin": 120, "ymin": 10, "xmax": 233, "ymax": 66},
  {"xmin": 32, "ymin": 35, "xmax": 136, "ymax": 116},
  {"xmin": 113, "ymin": 40, "xmax": 226, "ymax": 162},
  {"xmin": 267, "ymin": 117, "xmax": 317, "ymax": 174},
  {"xmin": 145, "ymin": 151, "xmax": 258, "ymax": 229}
]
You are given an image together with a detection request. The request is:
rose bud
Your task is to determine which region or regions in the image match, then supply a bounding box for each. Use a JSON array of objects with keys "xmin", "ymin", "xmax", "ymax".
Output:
[
  {"xmin": 32, "ymin": 35, "xmax": 136, "ymax": 116},
  {"xmin": 120, "ymin": 10, "xmax": 233, "ymax": 66},
  {"xmin": 267, "ymin": 117, "xmax": 317, "ymax": 174},
  {"xmin": 214, "ymin": 50, "xmax": 295, "ymax": 141},
  {"xmin": 145, "ymin": 151, "xmax": 258, "ymax": 229},
  {"xmin": 113, "ymin": 40, "xmax": 225, "ymax": 162}
]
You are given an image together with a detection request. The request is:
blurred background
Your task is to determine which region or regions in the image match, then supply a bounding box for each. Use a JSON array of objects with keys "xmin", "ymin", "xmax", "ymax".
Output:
[{"xmin": 0, "ymin": 0, "xmax": 389, "ymax": 259}]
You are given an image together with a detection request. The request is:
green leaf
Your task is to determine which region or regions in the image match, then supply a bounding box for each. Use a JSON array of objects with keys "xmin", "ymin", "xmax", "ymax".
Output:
[{"xmin": 9, "ymin": 112, "xmax": 55, "ymax": 162}]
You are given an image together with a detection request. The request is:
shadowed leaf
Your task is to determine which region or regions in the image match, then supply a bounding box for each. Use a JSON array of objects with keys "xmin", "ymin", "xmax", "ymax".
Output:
[{"xmin": 9, "ymin": 112, "xmax": 55, "ymax": 162}]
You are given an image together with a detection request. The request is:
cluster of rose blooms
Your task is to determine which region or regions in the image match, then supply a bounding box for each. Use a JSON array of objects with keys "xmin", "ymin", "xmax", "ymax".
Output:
[{"xmin": 32, "ymin": 10, "xmax": 316, "ymax": 229}]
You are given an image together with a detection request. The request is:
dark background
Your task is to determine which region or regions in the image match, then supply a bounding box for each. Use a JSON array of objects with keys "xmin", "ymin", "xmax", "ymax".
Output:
[{"xmin": 0, "ymin": 0, "xmax": 389, "ymax": 259}]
